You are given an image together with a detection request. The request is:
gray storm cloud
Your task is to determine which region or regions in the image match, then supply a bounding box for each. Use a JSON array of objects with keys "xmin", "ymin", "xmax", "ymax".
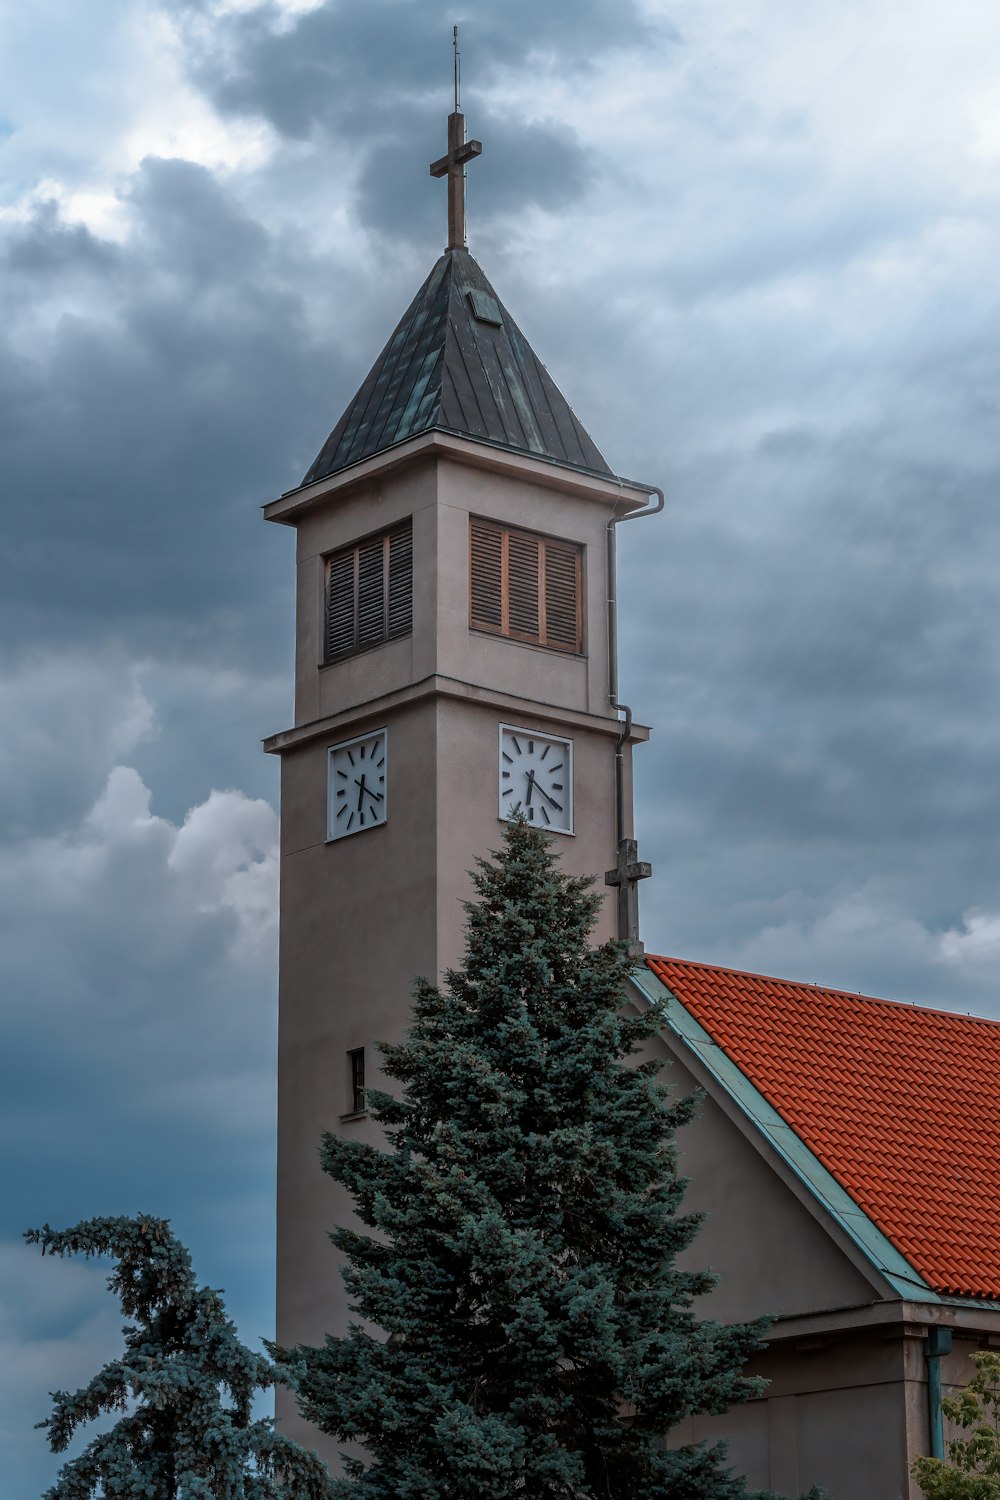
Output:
[{"xmin": 2, "ymin": 0, "xmax": 999, "ymax": 1490}]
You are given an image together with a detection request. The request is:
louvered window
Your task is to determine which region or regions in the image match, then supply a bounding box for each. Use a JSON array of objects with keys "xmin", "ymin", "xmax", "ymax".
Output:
[
  {"xmin": 325, "ymin": 523, "xmax": 413, "ymax": 662},
  {"xmin": 469, "ymin": 518, "xmax": 583, "ymax": 654}
]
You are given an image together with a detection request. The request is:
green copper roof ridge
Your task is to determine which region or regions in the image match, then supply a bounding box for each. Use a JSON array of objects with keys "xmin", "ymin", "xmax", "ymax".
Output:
[{"xmin": 629, "ymin": 965, "xmax": 944, "ymax": 1306}]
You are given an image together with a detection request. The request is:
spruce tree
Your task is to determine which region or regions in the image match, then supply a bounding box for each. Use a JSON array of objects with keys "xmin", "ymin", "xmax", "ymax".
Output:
[
  {"xmin": 25, "ymin": 1214, "xmax": 334, "ymax": 1500},
  {"xmin": 282, "ymin": 819, "xmax": 816, "ymax": 1498}
]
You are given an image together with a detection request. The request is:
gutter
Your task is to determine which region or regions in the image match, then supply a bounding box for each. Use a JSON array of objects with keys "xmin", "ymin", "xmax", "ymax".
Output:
[
  {"xmin": 603, "ymin": 484, "xmax": 663, "ymax": 952},
  {"xmin": 606, "ymin": 483, "xmax": 664, "ymax": 843},
  {"xmin": 925, "ymin": 1327, "xmax": 952, "ymax": 1460}
]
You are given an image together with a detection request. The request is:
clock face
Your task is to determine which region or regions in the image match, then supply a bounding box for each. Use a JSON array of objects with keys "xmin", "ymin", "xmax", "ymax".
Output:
[
  {"xmin": 328, "ymin": 728, "xmax": 388, "ymax": 841},
  {"xmin": 499, "ymin": 724, "xmax": 573, "ymax": 834}
]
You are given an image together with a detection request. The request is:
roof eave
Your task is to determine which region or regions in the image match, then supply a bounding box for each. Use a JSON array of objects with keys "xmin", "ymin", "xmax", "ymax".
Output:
[{"xmin": 264, "ymin": 427, "xmax": 658, "ymax": 526}]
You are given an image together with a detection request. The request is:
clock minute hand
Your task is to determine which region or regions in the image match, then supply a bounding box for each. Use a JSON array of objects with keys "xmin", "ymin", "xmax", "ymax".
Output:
[{"xmin": 526, "ymin": 770, "xmax": 561, "ymax": 811}]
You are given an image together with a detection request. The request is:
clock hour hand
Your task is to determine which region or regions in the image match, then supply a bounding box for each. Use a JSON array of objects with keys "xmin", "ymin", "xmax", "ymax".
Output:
[
  {"xmin": 354, "ymin": 778, "xmax": 384, "ymax": 807},
  {"xmin": 526, "ymin": 770, "xmax": 561, "ymax": 811}
]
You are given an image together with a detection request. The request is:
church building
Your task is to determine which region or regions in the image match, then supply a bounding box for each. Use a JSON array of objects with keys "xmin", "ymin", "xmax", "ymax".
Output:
[{"xmin": 264, "ymin": 98, "xmax": 1000, "ymax": 1500}]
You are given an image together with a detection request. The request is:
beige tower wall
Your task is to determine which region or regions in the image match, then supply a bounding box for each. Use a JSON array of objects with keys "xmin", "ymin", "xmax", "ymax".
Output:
[
  {"xmin": 268, "ymin": 438, "xmax": 654, "ymax": 1464},
  {"xmin": 274, "ymin": 695, "xmax": 439, "ymax": 1362}
]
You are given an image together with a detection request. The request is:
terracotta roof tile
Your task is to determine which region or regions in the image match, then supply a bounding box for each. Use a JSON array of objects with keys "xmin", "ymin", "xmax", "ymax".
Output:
[{"xmin": 647, "ymin": 955, "xmax": 1000, "ymax": 1301}]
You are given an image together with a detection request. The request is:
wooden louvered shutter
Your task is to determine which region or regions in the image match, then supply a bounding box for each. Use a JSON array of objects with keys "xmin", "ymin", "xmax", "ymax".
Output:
[
  {"xmin": 507, "ymin": 531, "xmax": 540, "ymax": 640},
  {"xmin": 387, "ymin": 525, "xmax": 413, "ymax": 639},
  {"xmin": 357, "ymin": 535, "xmax": 386, "ymax": 649},
  {"xmin": 542, "ymin": 539, "xmax": 581, "ymax": 651},
  {"xmin": 326, "ymin": 550, "xmax": 357, "ymax": 660},
  {"xmin": 470, "ymin": 519, "xmax": 503, "ymax": 631},
  {"xmin": 469, "ymin": 517, "xmax": 582, "ymax": 652},
  {"xmin": 325, "ymin": 521, "xmax": 413, "ymax": 662}
]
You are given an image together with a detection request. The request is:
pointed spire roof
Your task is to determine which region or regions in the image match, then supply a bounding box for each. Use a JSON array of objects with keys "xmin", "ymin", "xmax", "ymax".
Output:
[{"xmin": 303, "ymin": 248, "xmax": 612, "ymax": 486}]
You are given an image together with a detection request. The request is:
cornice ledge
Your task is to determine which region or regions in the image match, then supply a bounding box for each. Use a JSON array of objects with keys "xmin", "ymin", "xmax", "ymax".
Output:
[
  {"xmin": 764, "ymin": 1298, "xmax": 1000, "ymax": 1343},
  {"xmin": 264, "ymin": 674, "xmax": 651, "ymax": 754},
  {"xmin": 264, "ymin": 429, "xmax": 657, "ymax": 525}
]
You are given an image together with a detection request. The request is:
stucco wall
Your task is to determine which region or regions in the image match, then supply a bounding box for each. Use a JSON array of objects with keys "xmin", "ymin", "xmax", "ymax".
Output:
[
  {"xmin": 643, "ymin": 1035, "xmax": 878, "ymax": 1325},
  {"xmin": 671, "ymin": 1334, "xmax": 918, "ymax": 1498},
  {"xmin": 272, "ymin": 443, "xmax": 645, "ymax": 1468}
]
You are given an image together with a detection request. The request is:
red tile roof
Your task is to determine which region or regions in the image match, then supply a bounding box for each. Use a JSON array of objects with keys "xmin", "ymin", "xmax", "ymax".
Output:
[{"xmin": 647, "ymin": 955, "xmax": 1000, "ymax": 1302}]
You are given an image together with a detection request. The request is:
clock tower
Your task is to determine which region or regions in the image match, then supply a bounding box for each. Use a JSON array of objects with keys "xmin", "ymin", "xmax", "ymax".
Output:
[{"xmin": 265, "ymin": 98, "xmax": 661, "ymax": 1455}]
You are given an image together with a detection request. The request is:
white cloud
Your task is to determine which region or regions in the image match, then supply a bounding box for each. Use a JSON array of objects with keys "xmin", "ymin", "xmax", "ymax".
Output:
[
  {"xmin": 168, "ymin": 786, "xmax": 280, "ymax": 947},
  {"xmin": 209, "ymin": 0, "xmax": 326, "ymax": 18},
  {"xmin": 0, "ymin": 648, "xmax": 280, "ymax": 1153},
  {"xmin": 696, "ymin": 885, "xmax": 1000, "ymax": 1015},
  {"xmin": 0, "ymin": 0, "xmax": 276, "ymax": 242},
  {"xmin": 940, "ymin": 910, "xmax": 1000, "ymax": 972},
  {"xmin": 0, "ymin": 654, "xmax": 155, "ymax": 834},
  {"xmin": 710, "ymin": 885, "xmax": 936, "ymax": 989},
  {"xmin": 0, "ymin": 763, "xmax": 278, "ymax": 972},
  {"xmin": 0, "ymin": 649, "xmax": 278, "ymax": 962}
]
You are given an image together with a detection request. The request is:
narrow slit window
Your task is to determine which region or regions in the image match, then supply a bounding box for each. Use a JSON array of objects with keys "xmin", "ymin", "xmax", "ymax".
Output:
[
  {"xmin": 325, "ymin": 522, "xmax": 413, "ymax": 662},
  {"xmin": 469, "ymin": 518, "xmax": 583, "ymax": 654},
  {"xmin": 347, "ymin": 1048, "xmax": 366, "ymax": 1115}
]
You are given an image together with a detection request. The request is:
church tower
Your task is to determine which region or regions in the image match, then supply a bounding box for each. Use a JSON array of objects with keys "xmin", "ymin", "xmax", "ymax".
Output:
[{"xmin": 265, "ymin": 90, "xmax": 661, "ymax": 1453}]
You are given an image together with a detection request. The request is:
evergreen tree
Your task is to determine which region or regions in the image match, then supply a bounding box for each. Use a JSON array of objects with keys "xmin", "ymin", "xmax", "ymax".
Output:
[
  {"xmin": 25, "ymin": 1214, "xmax": 334, "ymax": 1500},
  {"xmin": 912, "ymin": 1350, "xmax": 1000, "ymax": 1499},
  {"xmin": 281, "ymin": 819, "xmax": 819, "ymax": 1498}
]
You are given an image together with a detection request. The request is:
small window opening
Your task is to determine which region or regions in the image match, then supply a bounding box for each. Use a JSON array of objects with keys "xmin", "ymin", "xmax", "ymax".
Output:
[{"xmin": 347, "ymin": 1048, "xmax": 366, "ymax": 1116}]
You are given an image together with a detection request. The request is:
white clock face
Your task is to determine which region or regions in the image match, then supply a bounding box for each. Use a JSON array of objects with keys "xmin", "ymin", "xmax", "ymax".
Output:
[
  {"xmin": 328, "ymin": 729, "xmax": 388, "ymax": 841},
  {"xmin": 499, "ymin": 725, "xmax": 573, "ymax": 834}
]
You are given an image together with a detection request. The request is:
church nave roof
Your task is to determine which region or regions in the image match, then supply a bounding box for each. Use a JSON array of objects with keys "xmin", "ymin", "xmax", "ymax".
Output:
[{"xmin": 645, "ymin": 954, "xmax": 1000, "ymax": 1304}]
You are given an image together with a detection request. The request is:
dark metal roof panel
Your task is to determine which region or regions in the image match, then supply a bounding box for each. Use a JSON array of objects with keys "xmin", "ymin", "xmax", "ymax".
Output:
[{"xmin": 303, "ymin": 248, "xmax": 612, "ymax": 485}]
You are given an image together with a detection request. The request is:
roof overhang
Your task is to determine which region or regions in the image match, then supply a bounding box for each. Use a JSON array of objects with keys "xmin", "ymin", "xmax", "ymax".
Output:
[
  {"xmin": 766, "ymin": 1296, "xmax": 1000, "ymax": 1345},
  {"xmin": 264, "ymin": 428, "xmax": 658, "ymax": 526},
  {"xmin": 264, "ymin": 674, "xmax": 650, "ymax": 756}
]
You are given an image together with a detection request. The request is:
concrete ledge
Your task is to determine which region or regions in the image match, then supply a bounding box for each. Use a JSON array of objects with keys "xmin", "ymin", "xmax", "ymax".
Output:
[
  {"xmin": 264, "ymin": 673, "xmax": 651, "ymax": 755},
  {"xmin": 264, "ymin": 429, "xmax": 657, "ymax": 524}
]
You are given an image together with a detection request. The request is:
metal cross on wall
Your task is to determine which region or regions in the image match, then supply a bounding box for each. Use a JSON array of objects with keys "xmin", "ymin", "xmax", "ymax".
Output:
[
  {"xmin": 429, "ymin": 28, "xmax": 482, "ymax": 250},
  {"xmin": 605, "ymin": 839, "xmax": 653, "ymax": 959}
]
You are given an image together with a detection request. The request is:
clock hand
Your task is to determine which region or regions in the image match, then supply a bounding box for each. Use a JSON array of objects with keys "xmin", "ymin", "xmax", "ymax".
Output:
[
  {"xmin": 524, "ymin": 771, "xmax": 535, "ymax": 805},
  {"xmin": 356, "ymin": 774, "xmax": 367, "ymax": 814},
  {"xmin": 355, "ymin": 780, "xmax": 384, "ymax": 805},
  {"xmin": 527, "ymin": 773, "xmax": 562, "ymax": 811}
]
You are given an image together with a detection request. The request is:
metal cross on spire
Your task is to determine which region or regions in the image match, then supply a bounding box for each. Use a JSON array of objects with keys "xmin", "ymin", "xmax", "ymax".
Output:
[{"xmin": 429, "ymin": 26, "xmax": 482, "ymax": 251}]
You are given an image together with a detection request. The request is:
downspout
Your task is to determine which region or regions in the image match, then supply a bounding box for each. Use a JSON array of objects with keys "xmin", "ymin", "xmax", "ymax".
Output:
[
  {"xmin": 606, "ymin": 485, "xmax": 665, "ymax": 845},
  {"xmin": 925, "ymin": 1327, "xmax": 952, "ymax": 1461}
]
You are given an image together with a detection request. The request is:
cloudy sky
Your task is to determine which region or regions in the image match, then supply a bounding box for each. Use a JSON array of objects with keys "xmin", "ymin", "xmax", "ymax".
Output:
[{"xmin": 2, "ymin": 0, "xmax": 999, "ymax": 1488}]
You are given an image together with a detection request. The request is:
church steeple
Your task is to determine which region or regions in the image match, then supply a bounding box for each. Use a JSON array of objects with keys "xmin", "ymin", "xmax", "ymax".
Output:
[
  {"xmin": 269, "ymin": 58, "xmax": 660, "ymax": 1470},
  {"xmin": 303, "ymin": 42, "xmax": 610, "ymax": 489}
]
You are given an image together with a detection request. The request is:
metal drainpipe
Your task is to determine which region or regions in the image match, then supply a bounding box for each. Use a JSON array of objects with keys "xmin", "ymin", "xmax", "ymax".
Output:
[
  {"xmin": 606, "ymin": 485, "xmax": 665, "ymax": 845},
  {"xmin": 925, "ymin": 1327, "xmax": 952, "ymax": 1460}
]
